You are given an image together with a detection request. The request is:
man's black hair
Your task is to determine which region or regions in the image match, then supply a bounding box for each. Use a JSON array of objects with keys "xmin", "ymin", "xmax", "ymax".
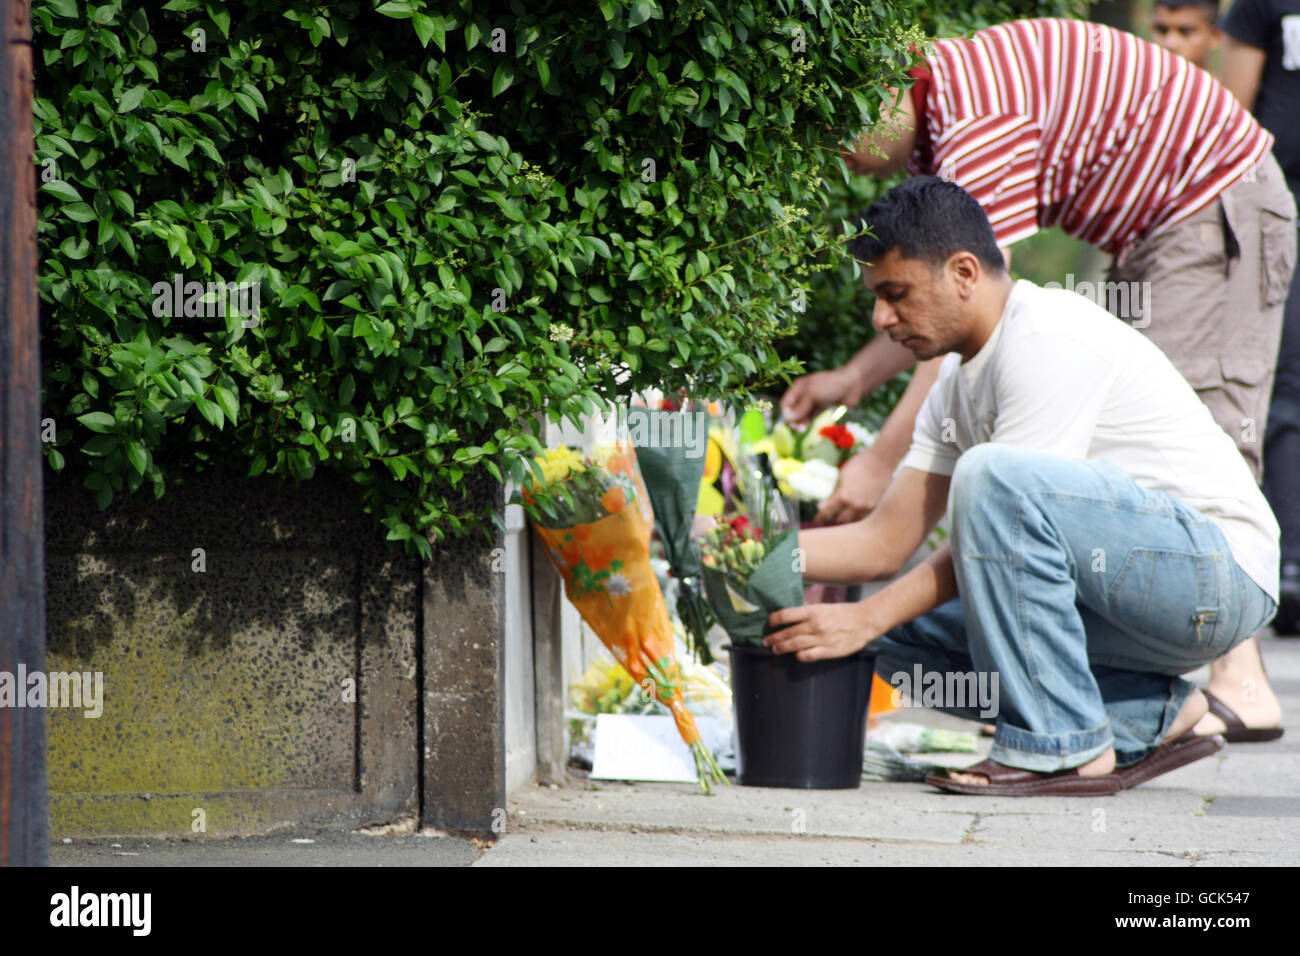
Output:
[
  {"xmin": 1153, "ymin": 0, "xmax": 1220, "ymax": 21},
  {"xmin": 846, "ymin": 176, "xmax": 1006, "ymax": 273}
]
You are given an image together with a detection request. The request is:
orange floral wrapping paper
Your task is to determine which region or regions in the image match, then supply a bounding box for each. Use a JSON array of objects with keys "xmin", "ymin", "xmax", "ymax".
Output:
[{"xmin": 532, "ymin": 445, "xmax": 704, "ymax": 750}]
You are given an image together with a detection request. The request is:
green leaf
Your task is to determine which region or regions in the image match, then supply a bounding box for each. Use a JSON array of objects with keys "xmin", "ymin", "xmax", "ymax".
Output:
[
  {"xmin": 78, "ymin": 411, "xmax": 116, "ymax": 433},
  {"xmin": 628, "ymin": 0, "xmax": 658, "ymax": 28},
  {"xmin": 62, "ymin": 202, "xmax": 96, "ymax": 222},
  {"xmin": 412, "ymin": 12, "xmax": 436, "ymax": 46},
  {"xmin": 108, "ymin": 189, "xmax": 134, "ymax": 216},
  {"xmin": 492, "ymin": 63, "xmax": 514, "ymax": 97},
  {"xmin": 213, "ymin": 386, "xmax": 239, "ymax": 424},
  {"xmin": 375, "ymin": 1, "xmax": 414, "ymax": 18},
  {"xmin": 232, "ymin": 90, "xmax": 259, "ymax": 119},
  {"xmin": 194, "ymin": 395, "xmax": 224, "ymax": 430},
  {"xmin": 126, "ymin": 441, "xmax": 148, "ymax": 475},
  {"xmin": 208, "ymin": 3, "xmax": 231, "ymax": 37},
  {"xmin": 118, "ymin": 85, "xmax": 147, "ymax": 113},
  {"xmin": 40, "ymin": 180, "xmax": 81, "ymax": 202},
  {"xmin": 627, "ymin": 82, "xmax": 654, "ymax": 114}
]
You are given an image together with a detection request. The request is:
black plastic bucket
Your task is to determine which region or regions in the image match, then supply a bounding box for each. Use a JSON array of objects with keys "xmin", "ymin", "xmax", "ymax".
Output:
[{"xmin": 727, "ymin": 644, "xmax": 875, "ymax": 789}]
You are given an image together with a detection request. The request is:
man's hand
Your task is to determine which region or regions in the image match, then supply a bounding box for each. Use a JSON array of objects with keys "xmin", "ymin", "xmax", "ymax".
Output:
[
  {"xmin": 814, "ymin": 448, "xmax": 894, "ymax": 524},
  {"xmin": 764, "ymin": 602, "xmax": 878, "ymax": 662},
  {"xmin": 780, "ymin": 367, "xmax": 861, "ymax": 427}
]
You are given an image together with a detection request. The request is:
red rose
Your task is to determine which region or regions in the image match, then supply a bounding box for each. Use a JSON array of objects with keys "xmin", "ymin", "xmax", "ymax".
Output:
[{"xmin": 819, "ymin": 423, "xmax": 855, "ymax": 450}]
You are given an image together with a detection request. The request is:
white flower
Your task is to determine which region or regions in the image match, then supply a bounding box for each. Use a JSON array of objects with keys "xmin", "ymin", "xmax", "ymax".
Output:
[
  {"xmin": 605, "ymin": 572, "xmax": 632, "ymax": 598},
  {"xmin": 787, "ymin": 458, "xmax": 841, "ymax": 502},
  {"xmin": 846, "ymin": 422, "xmax": 874, "ymax": 450}
]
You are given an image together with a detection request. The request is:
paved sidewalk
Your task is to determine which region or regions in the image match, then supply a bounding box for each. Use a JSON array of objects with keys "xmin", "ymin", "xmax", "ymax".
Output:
[
  {"xmin": 475, "ymin": 634, "xmax": 1300, "ymax": 867},
  {"xmin": 51, "ymin": 819, "xmax": 483, "ymax": 867}
]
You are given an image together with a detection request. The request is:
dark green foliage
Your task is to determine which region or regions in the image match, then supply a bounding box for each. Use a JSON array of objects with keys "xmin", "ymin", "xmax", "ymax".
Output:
[{"xmin": 34, "ymin": 0, "xmax": 1085, "ymax": 553}]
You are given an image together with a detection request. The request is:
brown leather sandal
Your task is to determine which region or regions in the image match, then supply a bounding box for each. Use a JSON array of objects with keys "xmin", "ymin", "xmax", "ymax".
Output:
[
  {"xmin": 1115, "ymin": 731, "xmax": 1226, "ymax": 789},
  {"xmin": 1201, "ymin": 690, "xmax": 1284, "ymax": 743},
  {"xmin": 925, "ymin": 758, "xmax": 1123, "ymax": 796}
]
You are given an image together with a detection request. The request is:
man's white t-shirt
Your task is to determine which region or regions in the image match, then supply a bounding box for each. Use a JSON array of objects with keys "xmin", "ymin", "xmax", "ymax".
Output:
[{"xmin": 900, "ymin": 279, "xmax": 1280, "ymax": 602}]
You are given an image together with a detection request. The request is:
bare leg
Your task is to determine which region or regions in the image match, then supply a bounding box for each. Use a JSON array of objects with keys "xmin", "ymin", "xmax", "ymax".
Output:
[{"xmin": 1194, "ymin": 633, "xmax": 1283, "ymax": 735}]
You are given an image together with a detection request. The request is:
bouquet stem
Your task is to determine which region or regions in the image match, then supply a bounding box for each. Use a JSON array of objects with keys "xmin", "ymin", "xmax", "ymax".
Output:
[{"xmin": 692, "ymin": 741, "xmax": 729, "ymax": 794}]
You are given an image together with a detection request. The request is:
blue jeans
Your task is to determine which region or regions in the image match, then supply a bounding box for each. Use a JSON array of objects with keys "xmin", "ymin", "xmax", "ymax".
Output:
[{"xmin": 871, "ymin": 444, "xmax": 1277, "ymax": 771}]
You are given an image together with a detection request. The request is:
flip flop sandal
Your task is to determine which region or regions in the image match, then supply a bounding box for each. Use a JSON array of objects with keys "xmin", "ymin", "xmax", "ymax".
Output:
[
  {"xmin": 1201, "ymin": 689, "xmax": 1284, "ymax": 742},
  {"xmin": 1115, "ymin": 731, "xmax": 1226, "ymax": 790},
  {"xmin": 925, "ymin": 758, "xmax": 1123, "ymax": 796}
]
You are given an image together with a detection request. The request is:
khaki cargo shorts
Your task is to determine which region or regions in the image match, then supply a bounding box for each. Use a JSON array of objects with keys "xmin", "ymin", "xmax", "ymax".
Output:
[{"xmin": 1108, "ymin": 152, "xmax": 1297, "ymax": 481}]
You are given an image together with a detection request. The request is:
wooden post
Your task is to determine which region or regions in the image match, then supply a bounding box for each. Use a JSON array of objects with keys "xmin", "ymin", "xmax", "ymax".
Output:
[{"xmin": 0, "ymin": 0, "xmax": 47, "ymax": 866}]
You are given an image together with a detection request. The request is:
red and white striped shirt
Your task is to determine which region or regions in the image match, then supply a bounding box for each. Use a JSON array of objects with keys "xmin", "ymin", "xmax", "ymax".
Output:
[{"xmin": 907, "ymin": 18, "xmax": 1274, "ymax": 255}]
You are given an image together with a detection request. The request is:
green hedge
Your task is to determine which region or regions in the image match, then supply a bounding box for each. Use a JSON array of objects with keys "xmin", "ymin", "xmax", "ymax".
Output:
[{"xmin": 35, "ymin": 0, "xmax": 1083, "ymax": 554}]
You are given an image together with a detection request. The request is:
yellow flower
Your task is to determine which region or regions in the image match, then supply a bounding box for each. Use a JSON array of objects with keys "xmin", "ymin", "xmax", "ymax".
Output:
[
  {"xmin": 771, "ymin": 456, "xmax": 803, "ymax": 500},
  {"xmin": 771, "ymin": 456, "xmax": 804, "ymax": 481},
  {"xmin": 590, "ymin": 442, "xmax": 620, "ymax": 470},
  {"xmin": 771, "ymin": 424, "xmax": 796, "ymax": 458},
  {"xmin": 535, "ymin": 445, "xmax": 585, "ymax": 485}
]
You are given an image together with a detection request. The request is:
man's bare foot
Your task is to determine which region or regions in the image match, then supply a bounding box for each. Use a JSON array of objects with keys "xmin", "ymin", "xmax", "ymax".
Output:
[
  {"xmin": 947, "ymin": 747, "xmax": 1115, "ymax": 786},
  {"xmin": 1194, "ymin": 634, "xmax": 1283, "ymax": 736},
  {"xmin": 948, "ymin": 689, "xmax": 1209, "ymax": 787},
  {"xmin": 1166, "ymin": 686, "xmax": 1208, "ymax": 741}
]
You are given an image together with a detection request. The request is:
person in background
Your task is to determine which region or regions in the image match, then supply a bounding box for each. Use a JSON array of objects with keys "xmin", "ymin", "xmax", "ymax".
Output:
[
  {"xmin": 1219, "ymin": 0, "xmax": 1300, "ymax": 644},
  {"xmin": 1150, "ymin": 0, "xmax": 1225, "ymax": 66},
  {"xmin": 1145, "ymin": 0, "xmax": 1293, "ymax": 741}
]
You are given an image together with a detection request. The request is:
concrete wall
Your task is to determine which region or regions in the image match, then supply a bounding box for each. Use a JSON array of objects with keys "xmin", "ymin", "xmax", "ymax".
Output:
[
  {"xmin": 44, "ymin": 471, "xmax": 425, "ymax": 837},
  {"xmin": 420, "ymin": 506, "xmax": 506, "ymax": 834}
]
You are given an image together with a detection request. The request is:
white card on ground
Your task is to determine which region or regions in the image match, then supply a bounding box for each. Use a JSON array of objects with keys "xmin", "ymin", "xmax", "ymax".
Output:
[{"xmin": 590, "ymin": 714, "xmax": 724, "ymax": 783}]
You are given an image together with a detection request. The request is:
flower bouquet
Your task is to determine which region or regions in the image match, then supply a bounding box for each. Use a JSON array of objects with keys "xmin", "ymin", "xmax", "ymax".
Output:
[
  {"xmin": 742, "ymin": 406, "xmax": 873, "ymax": 521},
  {"xmin": 515, "ymin": 442, "xmax": 727, "ymax": 793},
  {"xmin": 633, "ymin": 403, "xmax": 720, "ymax": 665},
  {"xmin": 698, "ymin": 467, "xmax": 805, "ymax": 647}
]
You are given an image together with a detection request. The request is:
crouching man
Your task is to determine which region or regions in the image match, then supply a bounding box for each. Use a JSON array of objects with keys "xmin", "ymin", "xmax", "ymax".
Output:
[{"xmin": 771, "ymin": 177, "xmax": 1280, "ymax": 795}]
